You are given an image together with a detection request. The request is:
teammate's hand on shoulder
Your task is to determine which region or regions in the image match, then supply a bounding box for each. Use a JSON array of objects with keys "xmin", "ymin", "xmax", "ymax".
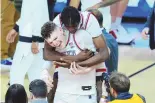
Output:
[
  {"xmin": 6, "ymin": 29, "xmax": 18, "ymax": 43},
  {"xmin": 31, "ymin": 42, "xmax": 39, "ymax": 54},
  {"xmin": 76, "ymin": 49, "xmax": 94, "ymax": 62}
]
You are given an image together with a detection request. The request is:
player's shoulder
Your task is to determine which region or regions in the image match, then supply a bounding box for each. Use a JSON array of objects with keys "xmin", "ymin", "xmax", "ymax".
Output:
[
  {"xmin": 80, "ymin": 11, "xmax": 90, "ymax": 15},
  {"xmin": 53, "ymin": 14, "xmax": 61, "ymax": 27}
]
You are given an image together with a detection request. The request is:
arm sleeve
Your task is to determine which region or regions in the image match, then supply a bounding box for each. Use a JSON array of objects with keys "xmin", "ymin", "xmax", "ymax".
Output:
[
  {"xmin": 86, "ymin": 14, "xmax": 102, "ymax": 38},
  {"xmin": 144, "ymin": 3, "xmax": 154, "ymax": 27},
  {"xmin": 13, "ymin": 18, "xmax": 21, "ymax": 32}
]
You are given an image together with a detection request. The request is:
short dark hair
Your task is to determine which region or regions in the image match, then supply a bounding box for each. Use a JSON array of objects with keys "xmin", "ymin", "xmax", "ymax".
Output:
[
  {"xmin": 5, "ymin": 84, "xmax": 28, "ymax": 103},
  {"xmin": 29, "ymin": 79, "xmax": 47, "ymax": 98},
  {"xmin": 110, "ymin": 72, "xmax": 130, "ymax": 93},
  {"xmin": 61, "ymin": 6, "xmax": 80, "ymax": 26},
  {"xmin": 87, "ymin": 9, "xmax": 103, "ymax": 27},
  {"xmin": 41, "ymin": 21, "xmax": 57, "ymax": 39}
]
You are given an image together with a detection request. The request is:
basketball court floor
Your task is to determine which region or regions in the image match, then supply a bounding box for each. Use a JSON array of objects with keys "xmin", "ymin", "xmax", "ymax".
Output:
[{"xmin": 1, "ymin": 23, "xmax": 155, "ymax": 102}]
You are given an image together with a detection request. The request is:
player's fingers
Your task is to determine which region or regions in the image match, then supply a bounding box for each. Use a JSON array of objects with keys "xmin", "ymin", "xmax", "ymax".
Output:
[
  {"xmin": 32, "ymin": 49, "xmax": 37, "ymax": 54},
  {"xmin": 89, "ymin": 52, "xmax": 95, "ymax": 57},
  {"xmin": 70, "ymin": 62, "xmax": 73, "ymax": 69},
  {"xmin": 70, "ymin": 62, "xmax": 78, "ymax": 74},
  {"xmin": 69, "ymin": 63, "xmax": 74, "ymax": 74},
  {"xmin": 46, "ymin": 80, "xmax": 53, "ymax": 88}
]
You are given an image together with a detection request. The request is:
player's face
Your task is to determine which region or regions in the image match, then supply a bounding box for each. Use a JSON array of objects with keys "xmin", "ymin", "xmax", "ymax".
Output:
[
  {"xmin": 65, "ymin": 24, "xmax": 78, "ymax": 33},
  {"xmin": 45, "ymin": 27, "xmax": 66, "ymax": 48}
]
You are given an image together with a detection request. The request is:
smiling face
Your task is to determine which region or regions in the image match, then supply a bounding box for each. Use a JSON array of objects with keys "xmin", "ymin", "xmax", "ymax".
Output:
[{"xmin": 45, "ymin": 27, "xmax": 67, "ymax": 49}]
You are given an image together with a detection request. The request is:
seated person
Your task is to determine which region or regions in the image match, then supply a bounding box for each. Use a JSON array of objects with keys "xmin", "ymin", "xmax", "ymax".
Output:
[
  {"xmin": 5, "ymin": 84, "xmax": 28, "ymax": 103},
  {"xmin": 29, "ymin": 79, "xmax": 48, "ymax": 103},
  {"xmin": 109, "ymin": 72, "xmax": 146, "ymax": 103}
]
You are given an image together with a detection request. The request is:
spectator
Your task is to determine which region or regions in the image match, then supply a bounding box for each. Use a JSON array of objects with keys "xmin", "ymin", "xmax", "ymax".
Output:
[
  {"xmin": 5, "ymin": 84, "xmax": 28, "ymax": 103},
  {"xmin": 29, "ymin": 79, "xmax": 48, "ymax": 103},
  {"xmin": 109, "ymin": 72, "xmax": 146, "ymax": 103}
]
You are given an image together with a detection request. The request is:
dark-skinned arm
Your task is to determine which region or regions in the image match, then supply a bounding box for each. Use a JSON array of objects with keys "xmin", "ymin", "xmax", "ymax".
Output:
[
  {"xmin": 77, "ymin": 34, "xmax": 109, "ymax": 67},
  {"xmin": 44, "ymin": 41, "xmax": 81, "ymax": 62}
]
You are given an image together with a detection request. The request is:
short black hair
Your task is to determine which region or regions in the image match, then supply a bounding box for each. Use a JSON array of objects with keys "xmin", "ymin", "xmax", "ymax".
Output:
[
  {"xmin": 87, "ymin": 9, "xmax": 103, "ymax": 27},
  {"xmin": 110, "ymin": 72, "xmax": 130, "ymax": 93},
  {"xmin": 61, "ymin": 6, "xmax": 80, "ymax": 26},
  {"xmin": 41, "ymin": 21, "xmax": 57, "ymax": 39},
  {"xmin": 29, "ymin": 79, "xmax": 47, "ymax": 98},
  {"xmin": 5, "ymin": 84, "xmax": 28, "ymax": 103}
]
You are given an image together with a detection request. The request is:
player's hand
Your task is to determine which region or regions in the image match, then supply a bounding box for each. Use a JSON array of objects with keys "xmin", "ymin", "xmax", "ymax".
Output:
[
  {"xmin": 76, "ymin": 49, "xmax": 94, "ymax": 62},
  {"xmin": 141, "ymin": 27, "xmax": 149, "ymax": 39},
  {"xmin": 69, "ymin": 62, "xmax": 93, "ymax": 75},
  {"xmin": 6, "ymin": 29, "xmax": 18, "ymax": 43},
  {"xmin": 53, "ymin": 61, "xmax": 70, "ymax": 68},
  {"xmin": 31, "ymin": 42, "xmax": 39, "ymax": 54},
  {"xmin": 41, "ymin": 69, "xmax": 53, "ymax": 93}
]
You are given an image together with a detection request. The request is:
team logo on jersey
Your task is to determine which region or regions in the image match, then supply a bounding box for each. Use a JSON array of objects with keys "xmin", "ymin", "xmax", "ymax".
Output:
[{"xmin": 63, "ymin": 50, "xmax": 76, "ymax": 56}]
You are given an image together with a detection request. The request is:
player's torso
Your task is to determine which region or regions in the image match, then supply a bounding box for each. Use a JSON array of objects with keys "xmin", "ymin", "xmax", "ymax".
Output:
[{"xmin": 56, "ymin": 30, "xmax": 97, "ymax": 95}]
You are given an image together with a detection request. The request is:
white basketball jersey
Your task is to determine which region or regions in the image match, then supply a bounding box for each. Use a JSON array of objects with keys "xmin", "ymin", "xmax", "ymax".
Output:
[{"xmin": 56, "ymin": 30, "xmax": 106, "ymax": 95}]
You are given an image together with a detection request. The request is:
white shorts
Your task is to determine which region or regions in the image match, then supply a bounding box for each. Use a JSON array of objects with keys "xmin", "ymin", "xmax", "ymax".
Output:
[{"xmin": 54, "ymin": 92, "xmax": 97, "ymax": 103}]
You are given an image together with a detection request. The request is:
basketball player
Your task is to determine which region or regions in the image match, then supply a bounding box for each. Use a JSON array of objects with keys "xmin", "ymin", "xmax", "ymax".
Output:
[{"xmin": 41, "ymin": 21, "xmax": 108, "ymax": 103}]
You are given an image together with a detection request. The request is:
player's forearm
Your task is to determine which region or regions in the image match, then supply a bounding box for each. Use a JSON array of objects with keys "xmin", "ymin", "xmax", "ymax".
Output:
[
  {"xmin": 44, "ymin": 51, "xmax": 77, "ymax": 62},
  {"xmin": 44, "ymin": 42, "xmax": 77, "ymax": 62},
  {"xmin": 43, "ymin": 48, "xmax": 63, "ymax": 62},
  {"xmin": 77, "ymin": 48, "xmax": 109, "ymax": 67},
  {"xmin": 95, "ymin": 0, "xmax": 122, "ymax": 8}
]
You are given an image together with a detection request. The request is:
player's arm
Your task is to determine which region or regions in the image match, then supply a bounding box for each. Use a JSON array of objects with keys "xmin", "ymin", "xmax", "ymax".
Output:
[
  {"xmin": 44, "ymin": 41, "xmax": 65, "ymax": 62},
  {"xmin": 77, "ymin": 14, "xmax": 109, "ymax": 67},
  {"xmin": 77, "ymin": 34, "xmax": 109, "ymax": 67},
  {"xmin": 44, "ymin": 41, "xmax": 91, "ymax": 62}
]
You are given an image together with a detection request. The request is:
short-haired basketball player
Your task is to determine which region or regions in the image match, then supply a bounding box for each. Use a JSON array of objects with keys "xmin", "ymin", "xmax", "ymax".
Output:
[{"xmin": 41, "ymin": 21, "xmax": 109, "ymax": 103}]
